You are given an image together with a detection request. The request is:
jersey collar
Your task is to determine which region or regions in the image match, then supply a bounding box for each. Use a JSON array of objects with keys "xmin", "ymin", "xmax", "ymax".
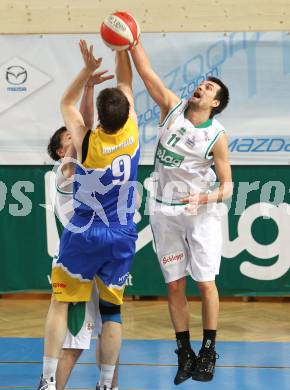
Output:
[{"xmin": 195, "ymin": 118, "xmax": 213, "ymax": 128}]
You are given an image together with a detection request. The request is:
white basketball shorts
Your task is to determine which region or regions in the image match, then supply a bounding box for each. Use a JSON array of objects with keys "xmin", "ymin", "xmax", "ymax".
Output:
[
  {"xmin": 150, "ymin": 200, "xmax": 222, "ymax": 283},
  {"xmin": 62, "ymin": 283, "xmax": 102, "ymax": 350}
]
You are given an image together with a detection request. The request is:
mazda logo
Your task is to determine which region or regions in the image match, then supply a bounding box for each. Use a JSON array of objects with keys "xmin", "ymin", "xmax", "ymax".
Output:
[{"xmin": 6, "ymin": 66, "xmax": 27, "ymax": 85}]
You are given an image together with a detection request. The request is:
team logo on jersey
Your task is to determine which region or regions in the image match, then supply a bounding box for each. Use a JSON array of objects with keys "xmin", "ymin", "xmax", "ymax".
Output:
[
  {"xmin": 203, "ymin": 130, "xmax": 210, "ymax": 141},
  {"xmin": 185, "ymin": 136, "xmax": 196, "ymax": 148},
  {"xmin": 177, "ymin": 127, "xmax": 186, "ymax": 136},
  {"xmin": 155, "ymin": 143, "xmax": 184, "ymax": 167}
]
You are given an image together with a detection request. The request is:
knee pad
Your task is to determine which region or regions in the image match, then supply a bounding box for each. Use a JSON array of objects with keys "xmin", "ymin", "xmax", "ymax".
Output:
[{"xmin": 99, "ymin": 299, "xmax": 122, "ymax": 324}]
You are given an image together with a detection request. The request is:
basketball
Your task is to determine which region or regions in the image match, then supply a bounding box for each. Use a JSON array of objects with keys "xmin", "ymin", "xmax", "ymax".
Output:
[{"xmin": 100, "ymin": 12, "xmax": 140, "ymax": 51}]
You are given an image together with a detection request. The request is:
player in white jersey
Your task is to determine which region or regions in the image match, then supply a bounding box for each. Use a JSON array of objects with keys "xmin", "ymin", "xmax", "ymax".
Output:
[
  {"xmin": 130, "ymin": 42, "xmax": 232, "ymax": 384},
  {"xmin": 45, "ymin": 72, "xmax": 119, "ymax": 390}
]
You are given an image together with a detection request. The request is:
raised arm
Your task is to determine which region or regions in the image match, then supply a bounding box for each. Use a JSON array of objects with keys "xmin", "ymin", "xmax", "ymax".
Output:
[
  {"xmin": 130, "ymin": 41, "xmax": 179, "ymax": 123},
  {"xmin": 61, "ymin": 40, "xmax": 110, "ymax": 161},
  {"xmin": 115, "ymin": 50, "xmax": 137, "ymax": 124},
  {"xmin": 80, "ymin": 71, "xmax": 114, "ymax": 129}
]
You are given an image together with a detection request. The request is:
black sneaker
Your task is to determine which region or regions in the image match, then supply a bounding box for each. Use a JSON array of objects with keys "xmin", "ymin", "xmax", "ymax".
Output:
[
  {"xmin": 174, "ymin": 348, "xmax": 196, "ymax": 385},
  {"xmin": 192, "ymin": 348, "xmax": 219, "ymax": 382}
]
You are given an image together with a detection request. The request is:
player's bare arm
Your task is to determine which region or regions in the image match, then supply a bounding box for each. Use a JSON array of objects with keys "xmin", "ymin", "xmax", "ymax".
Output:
[
  {"xmin": 209, "ymin": 133, "xmax": 233, "ymax": 201},
  {"xmin": 80, "ymin": 71, "xmax": 114, "ymax": 129},
  {"xmin": 115, "ymin": 50, "xmax": 138, "ymax": 124},
  {"xmin": 60, "ymin": 142, "xmax": 77, "ymax": 180},
  {"xmin": 60, "ymin": 40, "xmax": 103, "ymax": 160},
  {"xmin": 181, "ymin": 133, "xmax": 233, "ymax": 211},
  {"xmin": 61, "ymin": 67, "xmax": 114, "ymax": 177},
  {"xmin": 129, "ymin": 42, "xmax": 180, "ymax": 123}
]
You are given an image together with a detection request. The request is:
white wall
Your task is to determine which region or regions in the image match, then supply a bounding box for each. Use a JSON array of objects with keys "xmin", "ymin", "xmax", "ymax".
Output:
[{"xmin": 0, "ymin": 0, "xmax": 290, "ymax": 33}]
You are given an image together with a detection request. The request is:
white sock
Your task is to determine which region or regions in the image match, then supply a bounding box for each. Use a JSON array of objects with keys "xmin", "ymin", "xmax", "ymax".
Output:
[
  {"xmin": 99, "ymin": 364, "xmax": 115, "ymax": 387},
  {"xmin": 112, "ymin": 388, "xmax": 119, "ymax": 390},
  {"xmin": 43, "ymin": 356, "xmax": 58, "ymax": 381}
]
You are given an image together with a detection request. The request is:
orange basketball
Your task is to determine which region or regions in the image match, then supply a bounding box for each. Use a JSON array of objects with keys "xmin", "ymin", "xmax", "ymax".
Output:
[{"xmin": 100, "ymin": 12, "xmax": 140, "ymax": 51}]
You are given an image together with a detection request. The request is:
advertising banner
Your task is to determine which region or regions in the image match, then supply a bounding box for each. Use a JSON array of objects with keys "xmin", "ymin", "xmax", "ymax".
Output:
[
  {"xmin": 0, "ymin": 166, "xmax": 289, "ymax": 296},
  {"xmin": 0, "ymin": 32, "xmax": 290, "ymax": 165}
]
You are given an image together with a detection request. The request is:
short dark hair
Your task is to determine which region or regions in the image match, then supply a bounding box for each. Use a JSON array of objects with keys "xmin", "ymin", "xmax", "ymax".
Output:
[
  {"xmin": 47, "ymin": 126, "xmax": 67, "ymax": 161},
  {"xmin": 207, "ymin": 76, "xmax": 229, "ymax": 118},
  {"xmin": 96, "ymin": 88, "xmax": 130, "ymax": 134}
]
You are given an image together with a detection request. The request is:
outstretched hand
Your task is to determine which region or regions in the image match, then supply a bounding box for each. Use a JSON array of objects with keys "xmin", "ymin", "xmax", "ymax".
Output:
[
  {"xmin": 79, "ymin": 39, "xmax": 102, "ymax": 72},
  {"xmin": 86, "ymin": 70, "xmax": 114, "ymax": 87}
]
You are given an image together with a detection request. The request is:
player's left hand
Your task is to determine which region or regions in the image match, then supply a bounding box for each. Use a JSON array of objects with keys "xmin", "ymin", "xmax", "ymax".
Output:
[
  {"xmin": 180, "ymin": 192, "xmax": 207, "ymax": 215},
  {"xmin": 79, "ymin": 39, "xmax": 102, "ymax": 73},
  {"xmin": 86, "ymin": 70, "xmax": 114, "ymax": 87}
]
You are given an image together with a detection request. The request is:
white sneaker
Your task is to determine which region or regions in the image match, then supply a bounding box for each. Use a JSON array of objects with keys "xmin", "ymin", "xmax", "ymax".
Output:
[{"xmin": 37, "ymin": 375, "xmax": 56, "ymax": 390}]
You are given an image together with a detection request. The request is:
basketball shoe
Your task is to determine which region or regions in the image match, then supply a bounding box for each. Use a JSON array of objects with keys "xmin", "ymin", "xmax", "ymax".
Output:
[
  {"xmin": 37, "ymin": 375, "xmax": 56, "ymax": 390},
  {"xmin": 96, "ymin": 385, "xmax": 112, "ymax": 390},
  {"xmin": 192, "ymin": 347, "xmax": 219, "ymax": 381},
  {"xmin": 174, "ymin": 348, "xmax": 196, "ymax": 385}
]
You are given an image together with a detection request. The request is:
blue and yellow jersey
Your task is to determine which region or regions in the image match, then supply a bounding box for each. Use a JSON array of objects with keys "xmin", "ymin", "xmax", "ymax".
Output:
[{"xmin": 73, "ymin": 117, "xmax": 140, "ymax": 227}]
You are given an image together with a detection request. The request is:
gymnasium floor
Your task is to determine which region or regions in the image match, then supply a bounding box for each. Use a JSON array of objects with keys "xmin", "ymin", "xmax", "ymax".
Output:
[{"xmin": 1, "ymin": 298, "xmax": 290, "ymax": 389}]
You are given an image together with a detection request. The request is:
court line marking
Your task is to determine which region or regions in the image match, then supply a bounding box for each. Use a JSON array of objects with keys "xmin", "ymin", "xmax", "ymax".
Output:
[
  {"xmin": 0, "ymin": 387, "xmax": 143, "ymax": 390},
  {"xmin": 1, "ymin": 361, "xmax": 290, "ymax": 369},
  {"xmin": 0, "ymin": 388, "xmax": 143, "ymax": 390}
]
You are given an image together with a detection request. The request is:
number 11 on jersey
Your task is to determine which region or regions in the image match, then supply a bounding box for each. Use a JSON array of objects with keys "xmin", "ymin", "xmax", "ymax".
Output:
[{"xmin": 167, "ymin": 134, "xmax": 180, "ymax": 147}]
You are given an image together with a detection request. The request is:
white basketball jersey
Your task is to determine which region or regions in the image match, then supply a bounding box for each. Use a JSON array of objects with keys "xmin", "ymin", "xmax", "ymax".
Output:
[
  {"xmin": 153, "ymin": 100, "xmax": 225, "ymax": 204},
  {"xmin": 54, "ymin": 166, "xmax": 74, "ymax": 227}
]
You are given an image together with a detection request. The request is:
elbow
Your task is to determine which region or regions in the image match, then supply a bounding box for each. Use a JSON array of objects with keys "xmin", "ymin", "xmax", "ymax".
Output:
[
  {"xmin": 223, "ymin": 181, "xmax": 233, "ymax": 200},
  {"xmin": 60, "ymin": 94, "xmax": 74, "ymax": 108},
  {"xmin": 60, "ymin": 97, "xmax": 68, "ymax": 110},
  {"xmin": 60, "ymin": 98, "xmax": 74, "ymax": 114}
]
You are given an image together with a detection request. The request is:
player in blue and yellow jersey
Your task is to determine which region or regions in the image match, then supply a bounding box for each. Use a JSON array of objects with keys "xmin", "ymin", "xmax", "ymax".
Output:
[{"xmin": 38, "ymin": 40, "xmax": 139, "ymax": 390}]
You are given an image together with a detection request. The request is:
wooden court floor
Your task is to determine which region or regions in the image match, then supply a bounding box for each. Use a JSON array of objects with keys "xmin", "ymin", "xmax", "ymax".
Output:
[{"xmin": 0, "ymin": 295, "xmax": 289, "ymax": 342}]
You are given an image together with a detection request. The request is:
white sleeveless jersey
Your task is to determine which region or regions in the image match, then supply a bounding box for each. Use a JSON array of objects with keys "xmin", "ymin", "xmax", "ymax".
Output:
[
  {"xmin": 54, "ymin": 165, "xmax": 74, "ymax": 227},
  {"xmin": 153, "ymin": 100, "xmax": 225, "ymax": 204}
]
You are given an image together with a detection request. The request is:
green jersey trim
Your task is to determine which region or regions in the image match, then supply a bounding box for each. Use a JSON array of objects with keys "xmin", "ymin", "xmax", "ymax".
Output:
[
  {"xmin": 195, "ymin": 119, "xmax": 213, "ymax": 128},
  {"xmin": 154, "ymin": 197, "xmax": 188, "ymax": 206},
  {"xmin": 55, "ymin": 173, "xmax": 73, "ymax": 196},
  {"xmin": 159, "ymin": 100, "xmax": 183, "ymax": 127},
  {"xmin": 204, "ymin": 130, "xmax": 225, "ymax": 159},
  {"xmin": 55, "ymin": 184, "xmax": 73, "ymax": 196}
]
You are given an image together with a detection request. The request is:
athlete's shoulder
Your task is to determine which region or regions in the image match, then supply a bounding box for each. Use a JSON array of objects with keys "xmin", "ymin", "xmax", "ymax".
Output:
[
  {"xmin": 159, "ymin": 99, "xmax": 186, "ymax": 128},
  {"xmin": 126, "ymin": 116, "xmax": 138, "ymax": 129},
  {"xmin": 55, "ymin": 163, "xmax": 74, "ymax": 195},
  {"xmin": 212, "ymin": 117, "xmax": 226, "ymax": 133}
]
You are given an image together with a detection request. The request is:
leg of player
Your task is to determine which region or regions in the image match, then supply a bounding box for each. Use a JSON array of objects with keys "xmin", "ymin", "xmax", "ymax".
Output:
[
  {"xmin": 38, "ymin": 297, "xmax": 69, "ymax": 389},
  {"xmin": 96, "ymin": 338, "xmax": 119, "ymax": 390},
  {"xmin": 167, "ymin": 278, "xmax": 196, "ymax": 385},
  {"xmin": 55, "ymin": 348, "xmax": 82, "ymax": 390},
  {"xmin": 111, "ymin": 358, "xmax": 119, "ymax": 390},
  {"xmin": 192, "ymin": 280, "xmax": 219, "ymax": 382},
  {"xmin": 97, "ymin": 321, "xmax": 122, "ymax": 389}
]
